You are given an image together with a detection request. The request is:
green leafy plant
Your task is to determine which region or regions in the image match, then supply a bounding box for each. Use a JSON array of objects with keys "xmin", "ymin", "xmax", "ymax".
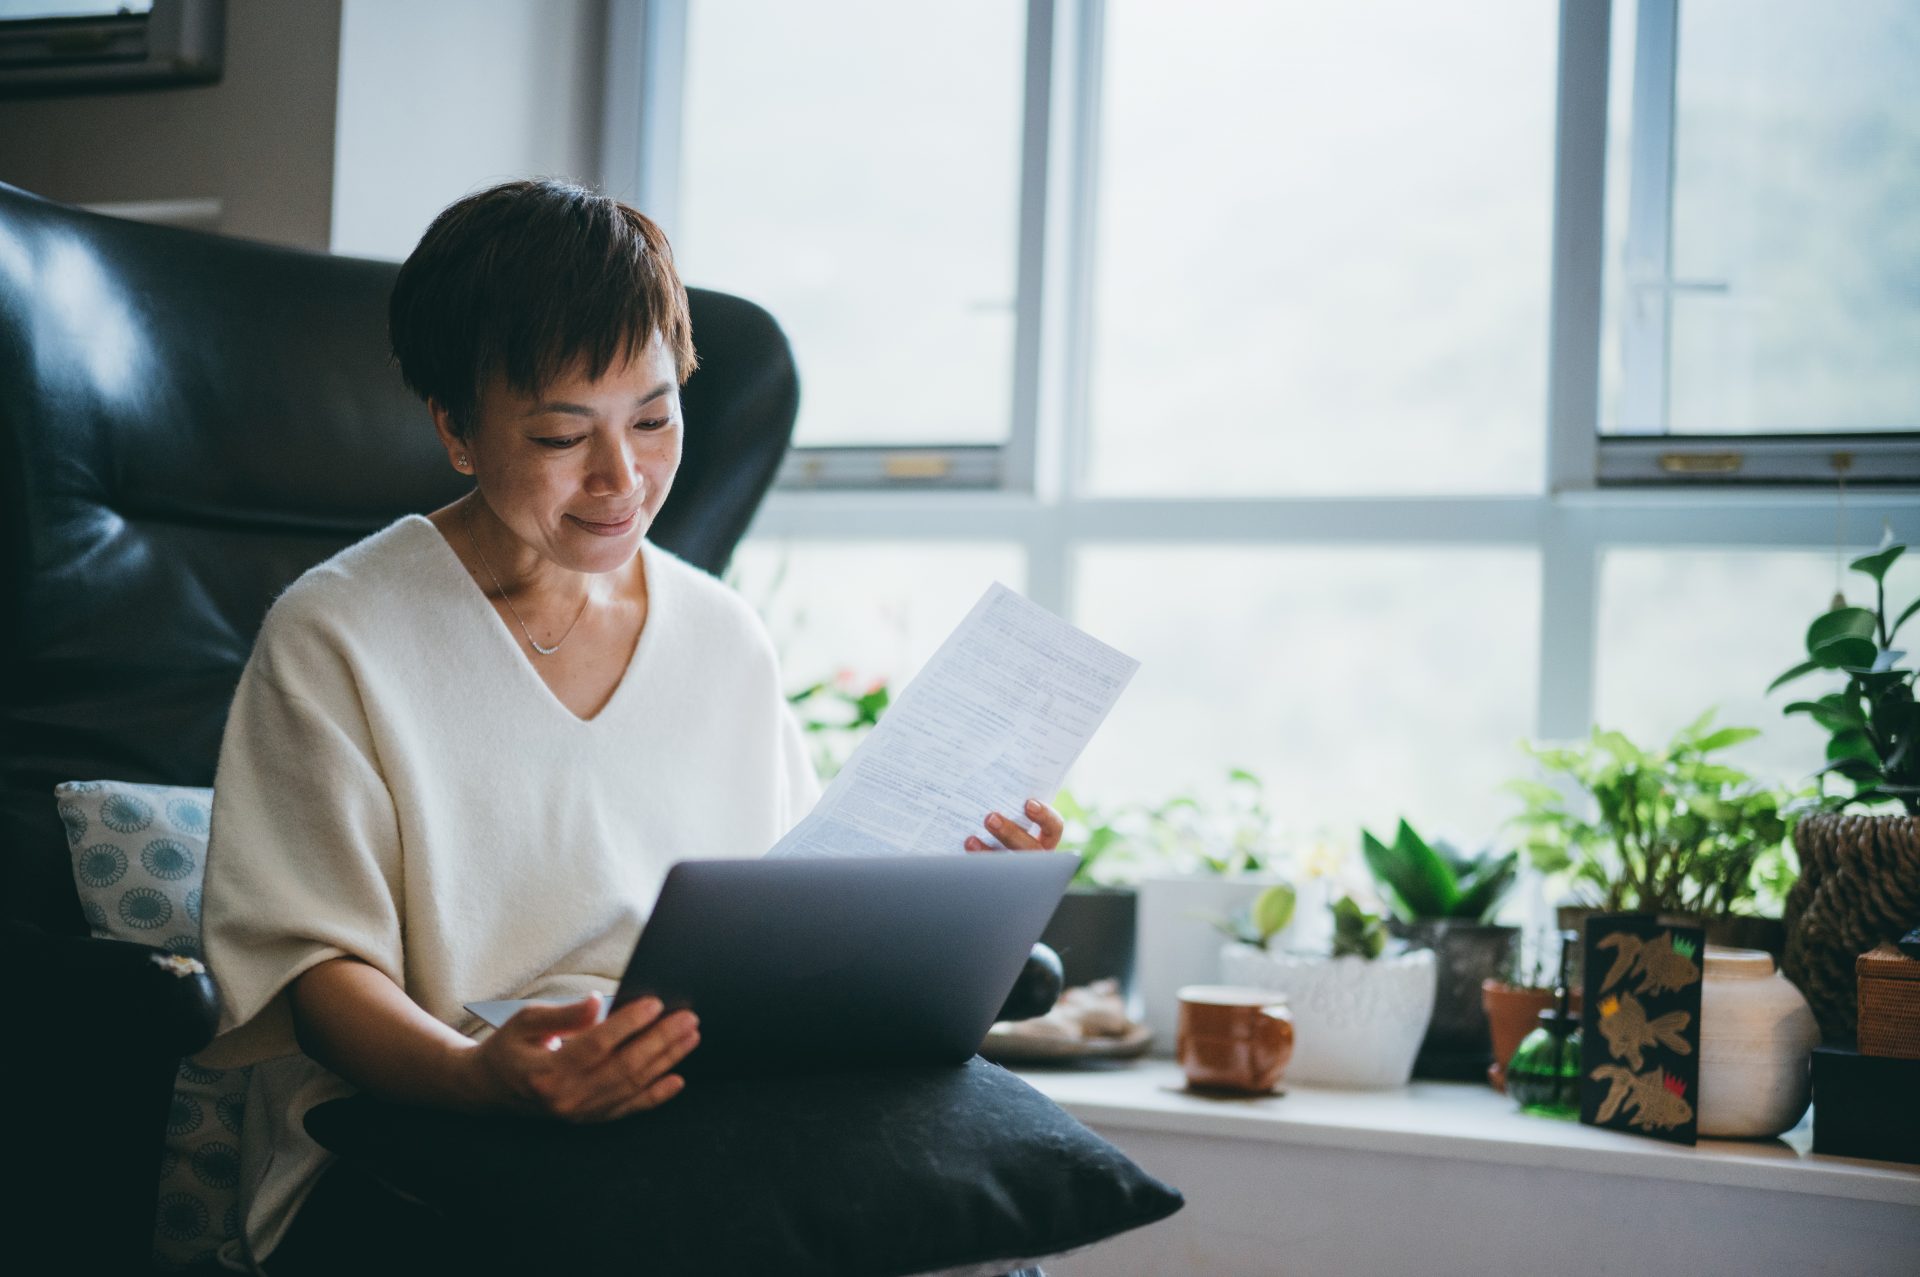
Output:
[
  {"xmin": 1330, "ymin": 895, "xmax": 1389, "ymax": 960},
  {"xmin": 1138, "ymin": 767, "xmax": 1282, "ymax": 876},
  {"xmin": 1203, "ymin": 883, "xmax": 1299, "ymax": 949},
  {"xmin": 787, "ymin": 673, "xmax": 890, "ymax": 778},
  {"xmin": 1359, "ymin": 819, "xmax": 1516, "ymax": 923},
  {"xmin": 1508, "ymin": 711, "xmax": 1799, "ymax": 917},
  {"xmin": 1769, "ymin": 540, "xmax": 1920, "ymax": 813},
  {"xmin": 1052, "ymin": 789, "xmax": 1136, "ymax": 889}
]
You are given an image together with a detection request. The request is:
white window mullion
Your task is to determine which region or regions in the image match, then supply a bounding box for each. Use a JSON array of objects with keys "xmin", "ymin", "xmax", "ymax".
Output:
[
  {"xmin": 1616, "ymin": 0, "xmax": 1678, "ymax": 435},
  {"xmin": 1544, "ymin": 0, "xmax": 1612, "ymax": 494}
]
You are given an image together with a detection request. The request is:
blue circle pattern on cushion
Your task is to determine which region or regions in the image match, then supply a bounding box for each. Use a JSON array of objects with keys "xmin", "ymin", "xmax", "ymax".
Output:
[
  {"xmin": 100, "ymin": 791, "xmax": 154, "ymax": 833},
  {"xmin": 166, "ymin": 797, "xmax": 210, "ymax": 834},
  {"xmin": 58, "ymin": 780, "xmax": 250, "ymax": 1271},
  {"xmin": 78, "ymin": 843, "xmax": 128, "ymax": 888},
  {"xmin": 168, "ymin": 1094, "xmax": 204, "ymax": 1137},
  {"xmin": 178, "ymin": 1059, "xmax": 221, "ymax": 1087},
  {"xmin": 142, "ymin": 838, "xmax": 196, "ymax": 881},
  {"xmin": 156, "ymin": 1192, "xmax": 209, "ymax": 1242},
  {"xmin": 58, "ymin": 801, "xmax": 87, "ymax": 846},
  {"xmin": 119, "ymin": 885, "xmax": 173, "ymax": 930},
  {"xmin": 192, "ymin": 1143, "xmax": 240, "ymax": 1191}
]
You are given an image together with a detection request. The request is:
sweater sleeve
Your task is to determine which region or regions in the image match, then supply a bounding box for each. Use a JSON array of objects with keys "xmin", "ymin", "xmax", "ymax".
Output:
[
  {"xmin": 196, "ymin": 604, "xmax": 405, "ymax": 1070},
  {"xmin": 776, "ymin": 696, "xmax": 823, "ymax": 835}
]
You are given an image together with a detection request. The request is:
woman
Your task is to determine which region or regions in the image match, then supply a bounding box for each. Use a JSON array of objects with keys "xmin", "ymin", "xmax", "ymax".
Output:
[{"xmin": 198, "ymin": 179, "xmax": 1064, "ymax": 1273}]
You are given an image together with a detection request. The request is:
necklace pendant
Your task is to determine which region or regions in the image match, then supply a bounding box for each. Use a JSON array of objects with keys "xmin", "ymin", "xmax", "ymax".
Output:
[{"xmin": 527, "ymin": 636, "xmax": 563, "ymax": 657}]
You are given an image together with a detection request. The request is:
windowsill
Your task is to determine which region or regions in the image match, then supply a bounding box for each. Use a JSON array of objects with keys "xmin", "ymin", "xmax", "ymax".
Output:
[{"xmin": 1011, "ymin": 1060, "xmax": 1920, "ymax": 1207}]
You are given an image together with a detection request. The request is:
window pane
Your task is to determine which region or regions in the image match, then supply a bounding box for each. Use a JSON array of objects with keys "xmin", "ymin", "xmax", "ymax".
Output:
[
  {"xmin": 1086, "ymin": 1, "xmax": 1555, "ymax": 496},
  {"xmin": 1596, "ymin": 548, "xmax": 1920, "ymax": 785},
  {"xmin": 729, "ymin": 539, "xmax": 1027, "ymax": 694},
  {"xmin": 1071, "ymin": 547, "xmax": 1540, "ymax": 846},
  {"xmin": 1603, "ymin": 1, "xmax": 1920, "ymax": 434},
  {"xmin": 677, "ymin": 1, "xmax": 1025, "ymax": 447}
]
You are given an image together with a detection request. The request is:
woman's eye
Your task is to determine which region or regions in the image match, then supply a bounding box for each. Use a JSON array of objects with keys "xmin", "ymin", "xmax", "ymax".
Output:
[
  {"xmin": 633, "ymin": 418, "xmax": 670, "ymax": 432},
  {"xmin": 535, "ymin": 437, "xmax": 583, "ymax": 450}
]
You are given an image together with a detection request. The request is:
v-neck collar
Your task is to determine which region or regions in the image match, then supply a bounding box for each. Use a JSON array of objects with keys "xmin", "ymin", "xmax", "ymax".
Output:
[{"xmin": 406, "ymin": 513, "xmax": 662, "ymax": 726}]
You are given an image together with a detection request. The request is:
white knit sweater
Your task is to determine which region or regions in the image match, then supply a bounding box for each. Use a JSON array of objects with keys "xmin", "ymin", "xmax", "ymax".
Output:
[{"xmin": 199, "ymin": 515, "xmax": 819, "ymax": 1269}]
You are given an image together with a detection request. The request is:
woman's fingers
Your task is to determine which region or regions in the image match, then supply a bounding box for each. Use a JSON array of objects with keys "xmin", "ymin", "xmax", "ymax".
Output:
[
  {"xmin": 571, "ymin": 1019, "xmax": 701, "ymax": 1116},
  {"xmin": 980, "ymin": 799, "xmax": 1064, "ymax": 851},
  {"xmin": 604, "ymin": 1071, "xmax": 687, "ymax": 1120},
  {"xmin": 1025, "ymin": 799, "xmax": 1065, "ymax": 848},
  {"xmin": 552, "ymin": 994, "xmax": 668, "ymax": 1068}
]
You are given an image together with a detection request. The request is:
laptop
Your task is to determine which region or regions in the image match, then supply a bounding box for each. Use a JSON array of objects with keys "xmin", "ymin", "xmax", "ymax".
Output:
[{"xmin": 465, "ymin": 851, "xmax": 1077, "ymax": 1077}]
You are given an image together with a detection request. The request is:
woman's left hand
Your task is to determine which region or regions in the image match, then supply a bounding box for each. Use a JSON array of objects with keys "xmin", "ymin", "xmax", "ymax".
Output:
[{"xmin": 965, "ymin": 798, "xmax": 1064, "ymax": 853}]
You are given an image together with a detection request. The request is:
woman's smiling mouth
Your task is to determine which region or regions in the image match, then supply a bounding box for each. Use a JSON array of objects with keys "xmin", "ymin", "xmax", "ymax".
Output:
[{"xmin": 568, "ymin": 511, "xmax": 638, "ymax": 536}]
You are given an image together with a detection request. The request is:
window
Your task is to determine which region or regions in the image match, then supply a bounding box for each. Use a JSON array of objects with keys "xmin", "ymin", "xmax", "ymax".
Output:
[
  {"xmin": 615, "ymin": 0, "xmax": 1920, "ymax": 845},
  {"xmin": 1598, "ymin": 0, "xmax": 1920, "ymax": 483}
]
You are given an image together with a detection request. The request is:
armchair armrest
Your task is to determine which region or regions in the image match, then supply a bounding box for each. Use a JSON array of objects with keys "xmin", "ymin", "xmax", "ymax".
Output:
[{"xmin": 8, "ymin": 920, "xmax": 222, "ymax": 1274}]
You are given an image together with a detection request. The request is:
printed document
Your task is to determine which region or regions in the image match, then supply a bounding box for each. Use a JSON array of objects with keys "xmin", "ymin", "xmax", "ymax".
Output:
[{"xmin": 767, "ymin": 583, "xmax": 1138, "ymax": 859}]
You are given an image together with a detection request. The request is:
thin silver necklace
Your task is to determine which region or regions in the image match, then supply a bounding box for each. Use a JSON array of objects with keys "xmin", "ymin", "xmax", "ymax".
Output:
[{"xmin": 466, "ymin": 499, "xmax": 590, "ymax": 657}]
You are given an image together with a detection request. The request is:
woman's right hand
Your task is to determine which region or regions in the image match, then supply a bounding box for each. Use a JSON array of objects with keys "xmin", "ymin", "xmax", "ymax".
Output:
[{"xmin": 464, "ymin": 993, "xmax": 700, "ymax": 1122}]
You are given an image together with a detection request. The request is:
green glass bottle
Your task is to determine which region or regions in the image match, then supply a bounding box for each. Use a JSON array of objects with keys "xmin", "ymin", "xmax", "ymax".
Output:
[{"xmin": 1507, "ymin": 1007, "xmax": 1582, "ymax": 1119}]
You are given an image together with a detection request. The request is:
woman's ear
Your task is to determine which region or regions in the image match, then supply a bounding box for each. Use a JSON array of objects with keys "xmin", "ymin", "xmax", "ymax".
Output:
[{"xmin": 427, "ymin": 398, "xmax": 472, "ymax": 473}]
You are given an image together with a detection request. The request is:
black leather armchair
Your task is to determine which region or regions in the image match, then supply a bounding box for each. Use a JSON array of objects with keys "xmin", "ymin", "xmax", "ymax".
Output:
[{"xmin": 0, "ymin": 180, "xmax": 799, "ymax": 1272}]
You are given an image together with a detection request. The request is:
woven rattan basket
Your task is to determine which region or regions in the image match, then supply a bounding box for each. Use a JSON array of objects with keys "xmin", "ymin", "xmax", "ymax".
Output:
[
  {"xmin": 1783, "ymin": 813, "xmax": 1920, "ymax": 1039},
  {"xmin": 1857, "ymin": 943, "xmax": 1920, "ymax": 1059}
]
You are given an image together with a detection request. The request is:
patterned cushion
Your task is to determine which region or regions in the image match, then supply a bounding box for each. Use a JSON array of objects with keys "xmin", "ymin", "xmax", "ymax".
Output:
[{"xmin": 58, "ymin": 779, "xmax": 247, "ymax": 1271}]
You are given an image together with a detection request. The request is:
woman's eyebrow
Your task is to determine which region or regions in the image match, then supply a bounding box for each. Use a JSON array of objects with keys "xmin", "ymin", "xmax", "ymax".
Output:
[{"xmin": 521, "ymin": 383, "xmax": 675, "ymax": 417}]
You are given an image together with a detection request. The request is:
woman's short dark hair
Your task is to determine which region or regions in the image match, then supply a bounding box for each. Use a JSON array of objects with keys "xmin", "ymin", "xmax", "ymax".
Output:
[{"xmin": 388, "ymin": 178, "xmax": 697, "ymax": 440}]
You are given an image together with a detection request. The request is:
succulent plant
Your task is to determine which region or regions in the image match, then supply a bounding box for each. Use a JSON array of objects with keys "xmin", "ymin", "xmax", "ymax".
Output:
[
  {"xmin": 1359, "ymin": 818, "xmax": 1516, "ymax": 923},
  {"xmin": 1330, "ymin": 895, "xmax": 1389, "ymax": 960}
]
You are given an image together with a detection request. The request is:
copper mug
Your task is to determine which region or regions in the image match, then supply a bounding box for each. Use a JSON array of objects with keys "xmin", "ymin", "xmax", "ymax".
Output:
[{"xmin": 1176, "ymin": 985, "xmax": 1293, "ymax": 1095}]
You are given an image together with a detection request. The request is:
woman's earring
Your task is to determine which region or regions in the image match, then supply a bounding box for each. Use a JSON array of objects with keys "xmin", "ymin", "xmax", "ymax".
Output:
[{"xmin": 458, "ymin": 454, "xmax": 470, "ymax": 471}]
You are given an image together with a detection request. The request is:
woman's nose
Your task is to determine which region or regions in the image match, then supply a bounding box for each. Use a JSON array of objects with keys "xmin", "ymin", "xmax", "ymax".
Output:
[{"xmin": 585, "ymin": 435, "xmax": 641, "ymax": 498}]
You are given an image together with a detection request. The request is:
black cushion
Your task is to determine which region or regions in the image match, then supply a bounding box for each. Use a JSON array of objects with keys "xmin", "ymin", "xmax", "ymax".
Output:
[{"xmin": 305, "ymin": 1056, "xmax": 1183, "ymax": 1276}]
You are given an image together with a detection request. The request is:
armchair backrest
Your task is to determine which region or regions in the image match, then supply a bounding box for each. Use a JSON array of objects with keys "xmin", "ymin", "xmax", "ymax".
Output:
[{"xmin": 0, "ymin": 180, "xmax": 799, "ymax": 934}]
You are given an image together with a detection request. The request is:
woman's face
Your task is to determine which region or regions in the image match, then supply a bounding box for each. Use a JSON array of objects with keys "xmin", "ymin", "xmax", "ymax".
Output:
[{"xmin": 436, "ymin": 331, "xmax": 683, "ymax": 576}]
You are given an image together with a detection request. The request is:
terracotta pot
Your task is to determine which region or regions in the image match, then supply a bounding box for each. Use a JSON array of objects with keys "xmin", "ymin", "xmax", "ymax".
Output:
[
  {"xmin": 1785, "ymin": 812, "xmax": 1920, "ymax": 1041},
  {"xmin": 1482, "ymin": 980, "xmax": 1583, "ymax": 1093}
]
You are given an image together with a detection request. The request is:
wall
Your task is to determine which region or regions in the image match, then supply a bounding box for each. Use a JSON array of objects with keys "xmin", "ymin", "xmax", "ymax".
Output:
[
  {"xmin": 329, "ymin": 0, "xmax": 605, "ymax": 261},
  {"xmin": 0, "ymin": 0, "xmax": 344, "ymax": 251}
]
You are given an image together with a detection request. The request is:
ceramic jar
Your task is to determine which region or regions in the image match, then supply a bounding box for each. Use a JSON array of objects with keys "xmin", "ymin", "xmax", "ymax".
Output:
[
  {"xmin": 1219, "ymin": 943, "xmax": 1437, "ymax": 1088},
  {"xmin": 1698, "ymin": 945, "xmax": 1820, "ymax": 1139}
]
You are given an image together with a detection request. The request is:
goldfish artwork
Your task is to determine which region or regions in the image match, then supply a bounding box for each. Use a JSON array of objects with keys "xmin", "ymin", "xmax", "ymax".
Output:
[
  {"xmin": 1596, "ymin": 990, "xmax": 1692, "ymax": 1071},
  {"xmin": 1591, "ymin": 1064, "xmax": 1695, "ymax": 1131},
  {"xmin": 1596, "ymin": 930, "xmax": 1701, "ymax": 997}
]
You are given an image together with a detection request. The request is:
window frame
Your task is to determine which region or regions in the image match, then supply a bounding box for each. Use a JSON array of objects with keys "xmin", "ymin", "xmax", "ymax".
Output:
[{"xmin": 608, "ymin": 0, "xmax": 1920, "ymax": 759}]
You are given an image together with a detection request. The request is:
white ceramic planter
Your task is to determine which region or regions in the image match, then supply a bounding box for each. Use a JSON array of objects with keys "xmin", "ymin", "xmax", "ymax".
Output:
[
  {"xmin": 1698, "ymin": 945, "xmax": 1820, "ymax": 1139},
  {"xmin": 1135, "ymin": 874, "xmax": 1288, "ymax": 1055},
  {"xmin": 1220, "ymin": 942, "xmax": 1437, "ymax": 1088}
]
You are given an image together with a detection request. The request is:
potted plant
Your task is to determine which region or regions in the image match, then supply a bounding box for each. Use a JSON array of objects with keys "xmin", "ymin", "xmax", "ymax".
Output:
[
  {"xmin": 1769, "ymin": 538, "xmax": 1920, "ymax": 1040},
  {"xmin": 1481, "ymin": 930, "xmax": 1582, "ymax": 1092},
  {"xmin": 787, "ymin": 671, "xmax": 891, "ymax": 779},
  {"xmin": 1219, "ymin": 889, "xmax": 1438, "ymax": 1089},
  {"xmin": 1134, "ymin": 769, "xmax": 1292, "ymax": 1052},
  {"xmin": 1360, "ymin": 818, "xmax": 1517, "ymax": 1079},
  {"xmin": 1508, "ymin": 711, "xmax": 1799, "ymax": 951},
  {"xmin": 1038, "ymin": 789, "xmax": 1142, "ymax": 996}
]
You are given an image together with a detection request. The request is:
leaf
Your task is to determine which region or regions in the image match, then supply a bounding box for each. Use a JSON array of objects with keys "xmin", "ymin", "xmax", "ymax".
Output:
[
  {"xmin": 1252, "ymin": 884, "xmax": 1297, "ymax": 941},
  {"xmin": 1677, "ymin": 706, "xmax": 1720, "ymax": 740},
  {"xmin": 1454, "ymin": 851, "xmax": 1518, "ymax": 921},
  {"xmin": 1813, "ymin": 635, "xmax": 1878, "ymax": 670},
  {"xmin": 1391, "ymin": 819, "xmax": 1463, "ymax": 918},
  {"xmin": 1807, "ymin": 607, "xmax": 1879, "ymax": 655},
  {"xmin": 1768, "ymin": 659, "xmax": 1824, "ymax": 694},
  {"xmin": 1892, "ymin": 595, "xmax": 1920, "ymax": 642},
  {"xmin": 1828, "ymin": 730, "xmax": 1880, "ymax": 764},
  {"xmin": 1359, "ymin": 829, "xmax": 1421, "ymax": 922},
  {"xmin": 1692, "ymin": 726, "xmax": 1761, "ymax": 753},
  {"xmin": 1594, "ymin": 730, "xmax": 1646, "ymax": 765},
  {"xmin": 1227, "ymin": 767, "xmax": 1263, "ymax": 790},
  {"xmin": 1785, "ymin": 697, "xmax": 1867, "ymax": 732},
  {"xmin": 1503, "ymin": 778, "xmax": 1565, "ymax": 808},
  {"xmin": 1850, "ymin": 545, "xmax": 1905, "ymax": 583}
]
